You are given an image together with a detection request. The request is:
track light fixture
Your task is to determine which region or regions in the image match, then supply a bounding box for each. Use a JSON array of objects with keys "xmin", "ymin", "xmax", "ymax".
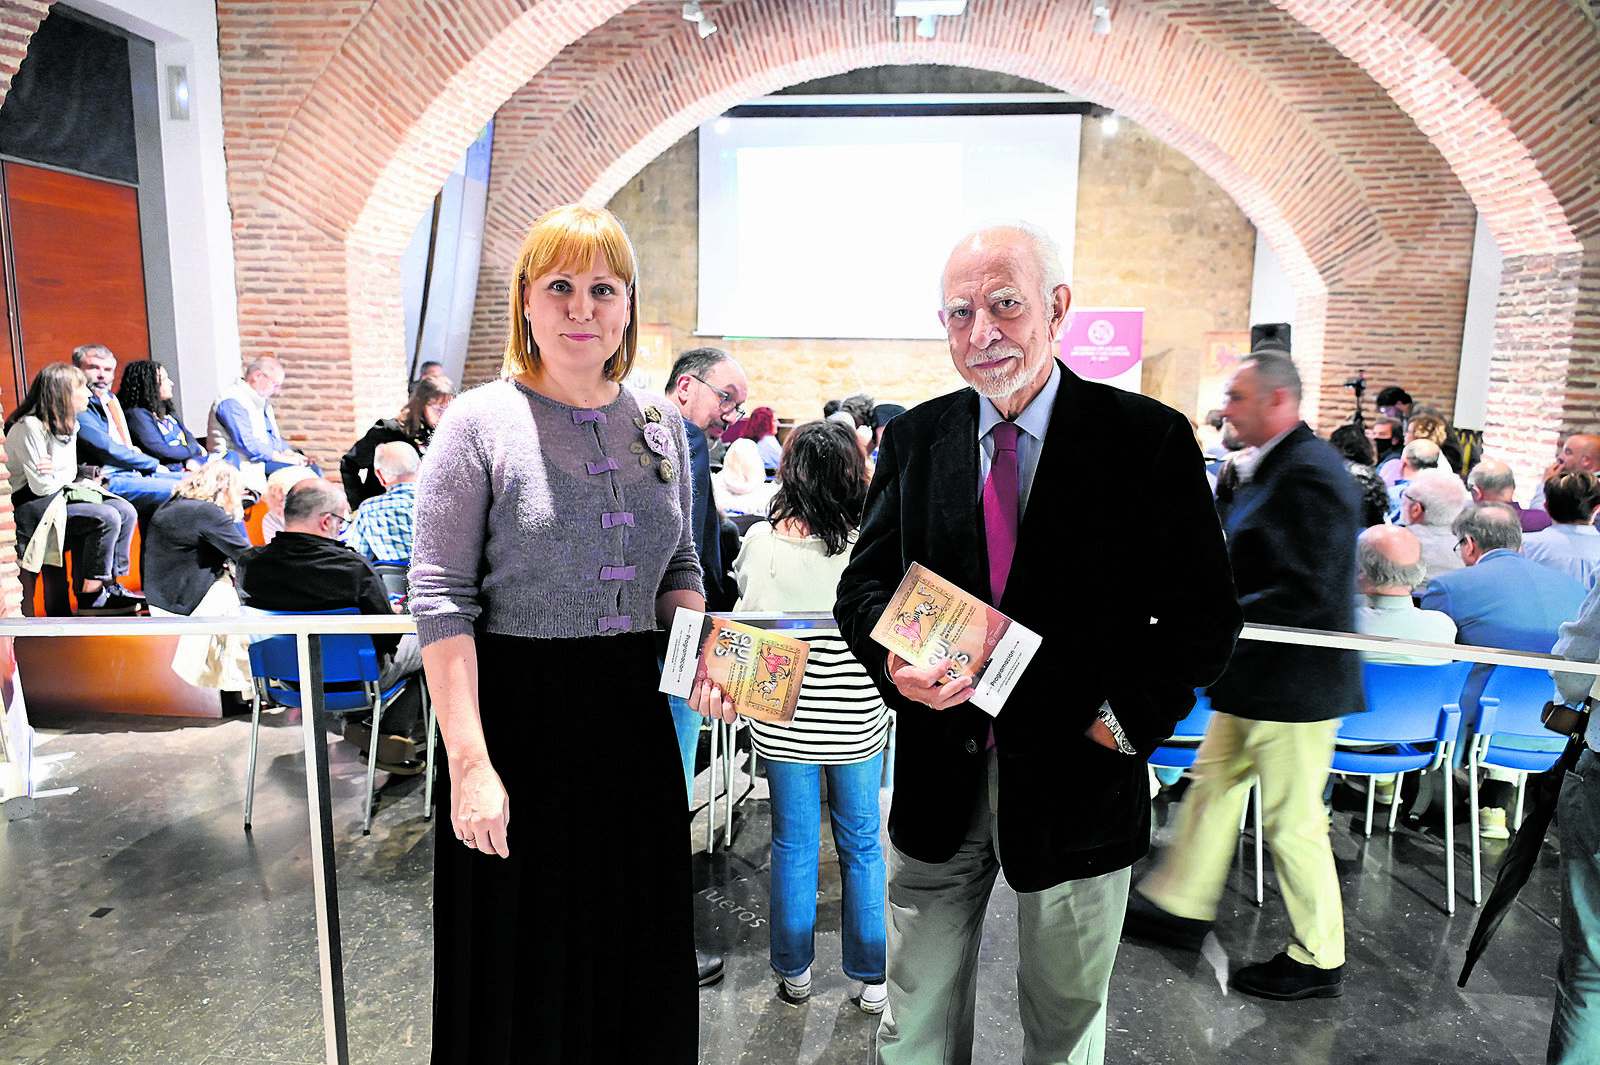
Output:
[
  {"xmin": 682, "ymin": 1, "xmax": 717, "ymax": 38},
  {"xmin": 1092, "ymin": 5, "xmax": 1112, "ymax": 35},
  {"xmin": 916, "ymin": 15, "xmax": 937, "ymax": 38}
]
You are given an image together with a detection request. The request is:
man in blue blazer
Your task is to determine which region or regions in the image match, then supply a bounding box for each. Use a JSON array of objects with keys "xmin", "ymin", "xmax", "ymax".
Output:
[
  {"xmin": 835, "ymin": 224, "xmax": 1240, "ymax": 1064},
  {"xmin": 1421, "ymin": 502, "xmax": 1586, "ymax": 836},
  {"xmin": 1126, "ymin": 349, "xmax": 1362, "ymax": 1001}
]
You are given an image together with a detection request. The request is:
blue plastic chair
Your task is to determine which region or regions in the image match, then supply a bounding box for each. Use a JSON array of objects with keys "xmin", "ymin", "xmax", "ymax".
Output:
[
  {"xmin": 1332, "ymin": 660, "xmax": 1470, "ymax": 913},
  {"xmin": 244, "ymin": 608, "xmax": 435, "ymax": 835},
  {"xmin": 1469, "ymin": 664, "xmax": 1567, "ymax": 904},
  {"xmin": 1148, "ymin": 690, "xmax": 1265, "ymax": 906}
]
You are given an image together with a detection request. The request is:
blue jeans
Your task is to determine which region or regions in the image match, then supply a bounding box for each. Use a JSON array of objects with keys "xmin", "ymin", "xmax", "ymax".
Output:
[
  {"xmin": 1550, "ymin": 749, "xmax": 1600, "ymax": 1063},
  {"xmin": 668, "ymin": 694, "xmax": 701, "ymax": 803},
  {"xmin": 766, "ymin": 753, "xmax": 886, "ymax": 982},
  {"xmin": 105, "ymin": 469, "xmax": 181, "ymax": 524}
]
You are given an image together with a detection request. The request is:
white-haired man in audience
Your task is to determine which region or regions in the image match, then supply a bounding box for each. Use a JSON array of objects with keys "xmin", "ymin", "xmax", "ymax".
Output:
[
  {"xmin": 1386, "ymin": 438, "xmax": 1442, "ymax": 520},
  {"xmin": 1397, "ymin": 466, "xmax": 1470, "ymax": 594},
  {"xmin": 1421, "ymin": 503, "xmax": 1587, "ymax": 838},
  {"xmin": 1353, "ymin": 525, "xmax": 1459, "ymax": 807},
  {"xmin": 343, "ymin": 441, "xmax": 420, "ymax": 563},
  {"xmin": 1468, "ymin": 457, "xmax": 1552, "ymax": 533}
]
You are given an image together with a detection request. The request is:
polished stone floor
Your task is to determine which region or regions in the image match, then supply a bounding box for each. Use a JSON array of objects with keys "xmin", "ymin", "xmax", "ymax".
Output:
[{"xmin": 0, "ymin": 706, "xmax": 1565, "ymax": 1064}]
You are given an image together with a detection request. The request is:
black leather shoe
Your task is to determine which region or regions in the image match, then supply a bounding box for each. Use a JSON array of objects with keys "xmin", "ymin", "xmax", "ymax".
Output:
[
  {"xmin": 1231, "ymin": 952, "xmax": 1344, "ymax": 1000},
  {"xmin": 1121, "ymin": 890, "xmax": 1212, "ymax": 951},
  {"xmin": 697, "ymin": 949, "xmax": 725, "ymax": 987}
]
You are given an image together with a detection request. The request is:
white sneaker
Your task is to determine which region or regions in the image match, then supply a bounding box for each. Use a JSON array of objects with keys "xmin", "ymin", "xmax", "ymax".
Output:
[
  {"xmin": 1479, "ymin": 806, "xmax": 1510, "ymax": 841},
  {"xmin": 856, "ymin": 980, "xmax": 888, "ymax": 1014},
  {"xmin": 778, "ymin": 966, "xmax": 812, "ymax": 1004}
]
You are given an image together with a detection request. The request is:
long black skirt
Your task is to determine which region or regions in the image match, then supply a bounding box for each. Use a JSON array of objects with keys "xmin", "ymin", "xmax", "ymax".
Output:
[{"xmin": 431, "ymin": 630, "xmax": 696, "ymax": 1063}]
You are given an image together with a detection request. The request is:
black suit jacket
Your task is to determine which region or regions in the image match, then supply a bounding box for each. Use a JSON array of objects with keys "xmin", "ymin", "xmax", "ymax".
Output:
[
  {"xmin": 1206, "ymin": 422, "xmax": 1362, "ymax": 722},
  {"xmin": 836, "ymin": 364, "xmax": 1241, "ymax": 890}
]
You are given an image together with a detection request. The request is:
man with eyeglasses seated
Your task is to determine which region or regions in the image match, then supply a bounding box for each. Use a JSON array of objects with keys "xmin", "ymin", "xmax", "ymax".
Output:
[
  {"xmin": 1396, "ymin": 466, "xmax": 1471, "ymax": 597},
  {"xmin": 1420, "ymin": 503, "xmax": 1587, "ymax": 839},
  {"xmin": 236, "ymin": 478, "xmax": 427, "ymax": 774},
  {"xmin": 1384, "ymin": 438, "xmax": 1442, "ymax": 521},
  {"xmin": 662, "ymin": 345, "xmax": 749, "ymax": 990}
]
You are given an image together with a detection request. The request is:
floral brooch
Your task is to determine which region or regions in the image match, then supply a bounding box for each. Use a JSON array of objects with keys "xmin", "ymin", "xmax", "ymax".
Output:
[{"xmin": 632, "ymin": 404, "xmax": 674, "ymax": 482}]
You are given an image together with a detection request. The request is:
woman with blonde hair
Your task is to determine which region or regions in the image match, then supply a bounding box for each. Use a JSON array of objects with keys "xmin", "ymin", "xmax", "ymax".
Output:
[
  {"xmin": 410, "ymin": 204, "xmax": 701, "ymax": 1062},
  {"xmin": 143, "ymin": 459, "xmax": 254, "ymax": 692}
]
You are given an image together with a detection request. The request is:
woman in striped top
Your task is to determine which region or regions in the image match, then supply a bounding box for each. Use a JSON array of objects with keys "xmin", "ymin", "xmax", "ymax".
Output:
[{"xmin": 732, "ymin": 418, "xmax": 891, "ymax": 1013}]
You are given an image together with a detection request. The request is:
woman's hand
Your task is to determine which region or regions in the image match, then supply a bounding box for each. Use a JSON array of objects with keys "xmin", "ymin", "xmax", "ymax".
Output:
[
  {"xmin": 451, "ymin": 759, "xmax": 510, "ymax": 858},
  {"xmin": 888, "ymin": 652, "xmax": 974, "ymax": 710},
  {"xmin": 689, "ymin": 677, "xmax": 738, "ymax": 723}
]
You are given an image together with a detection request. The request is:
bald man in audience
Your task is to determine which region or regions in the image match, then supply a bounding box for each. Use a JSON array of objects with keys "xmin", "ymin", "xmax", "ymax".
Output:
[
  {"xmin": 1534, "ymin": 432, "xmax": 1600, "ymax": 512},
  {"xmin": 1397, "ymin": 467, "xmax": 1471, "ymax": 594},
  {"xmin": 1468, "ymin": 457, "xmax": 1552, "ymax": 533},
  {"xmin": 1354, "ymin": 526, "xmax": 1458, "ymax": 663}
]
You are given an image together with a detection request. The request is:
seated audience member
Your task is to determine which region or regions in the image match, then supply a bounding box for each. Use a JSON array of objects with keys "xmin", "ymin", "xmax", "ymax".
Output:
[
  {"xmin": 117, "ymin": 359, "xmax": 206, "ymax": 473},
  {"xmin": 1371, "ymin": 414, "xmax": 1405, "ymax": 476},
  {"xmin": 344, "ymin": 441, "xmax": 420, "ymax": 563},
  {"xmin": 1406, "ymin": 409, "xmax": 1462, "ymax": 473},
  {"xmin": 1353, "ymin": 525, "xmax": 1458, "ymax": 804},
  {"xmin": 713, "ymin": 437, "xmax": 775, "ymax": 516},
  {"xmin": 1523, "ymin": 472, "xmax": 1600, "ymax": 587},
  {"xmin": 144, "ymin": 460, "xmax": 255, "ymax": 693},
  {"xmin": 1375, "ymin": 386, "xmax": 1413, "ymax": 424},
  {"xmin": 1386, "ymin": 439, "xmax": 1442, "ymax": 519},
  {"xmin": 237, "ymin": 478, "xmax": 427, "ymax": 772},
  {"xmin": 1531, "ymin": 431, "xmax": 1600, "ymax": 512},
  {"xmin": 746, "ymin": 406, "xmax": 782, "ymax": 471},
  {"xmin": 260, "ymin": 465, "xmax": 320, "ymax": 543},
  {"xmin": 209, "ymin": 355, "xmax": 316, "ymax": 493},
  {"xmin": 338, "ymin": 373, "xmax": 453, "ymax": 509},
  {"xmin": 4, "ymin": 363, "xmax": 141, "ymax": 615},
  {"xmin": 839, "ymin": 392, "xmax": 875, "ymax": 428},
  {"xmin": 1355, "ymin": 525, "xmax": 1458, "ymax": 660},
  {"xmin": 1420, "ymin": 503, "xmax": 1587, "ymax": 838},
  {"xmin": 1330, "ymin": 423, "xmax": 1389, "ymax": 528},
  {"xmin": 1396, "ymin": 467, "xmax": 1470, "ymax": 593},
  {"xmin": 821, "ymin": 398, "xmax": 842, "ymax": 420},
  {"xmin": 1467, "ymin": 457, "xmax": 1552, "ymax": 533},
  {"xmin": 71, "ymin": 344, "xmax": 181, "ymax": 521}
]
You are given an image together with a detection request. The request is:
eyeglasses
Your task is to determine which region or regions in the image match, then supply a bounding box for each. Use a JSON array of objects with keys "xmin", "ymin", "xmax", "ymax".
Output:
[
  {"xmin": 322, "ymin": 512, "xmax": 350, "ymax": 531},
  {"xmin": 690, "ymin": 375, "xmax": 746, "ymax": 419},
  {"xmin": 1453, "ymin": 535, "xmax": 1470, "ymax": 554},
  {"xmin": 426, "ymin": 400, "xmax": 451, "ymax": 413}
]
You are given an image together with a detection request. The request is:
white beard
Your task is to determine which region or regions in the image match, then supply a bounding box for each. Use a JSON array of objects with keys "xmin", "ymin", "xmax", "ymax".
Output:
[{"xmin": 963, "ymin": 344, "xmax": 1035, "ymax": 400}]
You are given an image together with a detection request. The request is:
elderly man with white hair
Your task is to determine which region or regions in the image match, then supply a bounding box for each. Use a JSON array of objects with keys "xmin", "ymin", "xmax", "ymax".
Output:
[
  {"xmin": 1398, "ymin": 466, "xmax": 1471, "ymax": 595},
  {"xmin": 343, "ymin": 440, "xmax": 420, "ymax": 563}
]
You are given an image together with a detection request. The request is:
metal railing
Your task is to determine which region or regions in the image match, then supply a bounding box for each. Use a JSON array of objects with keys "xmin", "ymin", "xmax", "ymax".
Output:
[{"xmin": 2, "ymin": 611, "xmax": 1599, "ymax": 1065}]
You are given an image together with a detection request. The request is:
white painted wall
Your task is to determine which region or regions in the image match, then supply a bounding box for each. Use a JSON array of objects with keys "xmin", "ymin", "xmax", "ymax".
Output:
[
  {"xmin": 1248, "ymin": 230, "xmax": 1296, "ymax": 333},
  {"xmin": 58, "ymin": 0, "xmax": 238, "ymax": 431},
  {"xmin": 1454, "ymin": 213, "xmax": 1501, "ymax": 432}
]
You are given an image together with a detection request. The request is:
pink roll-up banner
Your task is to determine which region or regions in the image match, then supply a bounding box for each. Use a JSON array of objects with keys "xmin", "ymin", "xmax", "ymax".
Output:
[{"xmin": 1060, "ymin": 308, "xmax": 1144, "ymax": 392}]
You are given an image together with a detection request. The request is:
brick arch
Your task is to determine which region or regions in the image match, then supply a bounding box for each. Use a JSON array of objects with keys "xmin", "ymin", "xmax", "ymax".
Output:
[
  {"xmin": 469, "ymin": 0, "xmax": 1478, "ymax": 427},
  {"xmin": 1277, "ymin": 0, "xmax": 1598, "ymax": 482}
]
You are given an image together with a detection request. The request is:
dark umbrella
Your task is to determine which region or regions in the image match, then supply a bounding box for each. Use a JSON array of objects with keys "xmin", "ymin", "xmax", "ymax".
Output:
[{"xmin": 1458, "ymin": 732, "xmax": 1585, "ymax": 987}]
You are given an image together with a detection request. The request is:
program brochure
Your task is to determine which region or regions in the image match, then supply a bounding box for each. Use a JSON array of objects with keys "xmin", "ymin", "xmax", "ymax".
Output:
[
  {"xmin": 660, "ymin": 608, "xmax": 809, "ymax": 726},
  {"xmin": 868, "ymin": 563, "xmax": 1043, "ymax": 716}
]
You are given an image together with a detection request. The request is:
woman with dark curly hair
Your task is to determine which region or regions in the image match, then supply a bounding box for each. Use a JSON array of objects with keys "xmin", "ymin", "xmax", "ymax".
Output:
[
  {"xmin": 730, "ymin": 418, "xmax": 891, "ymax": 1013},
  {"xmin": 1329, "ymin": 423, "xmax": 1388, "ymax": 528},
  {"xmin": 118, "ymin": 360, "xmax": 206, "ymax": 472},
  {"xmin": 338, "ymin": 373, "xmax": 454, "ymax": 509}
]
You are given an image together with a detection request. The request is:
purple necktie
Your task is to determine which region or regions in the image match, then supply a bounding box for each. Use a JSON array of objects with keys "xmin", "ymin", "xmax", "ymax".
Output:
[{"xmin": 983, "ymin": 420, "xmax": 1021, "ymax": 604}]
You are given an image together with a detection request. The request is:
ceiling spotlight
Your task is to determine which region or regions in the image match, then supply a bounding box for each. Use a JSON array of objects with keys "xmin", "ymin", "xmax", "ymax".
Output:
[
  {"xmin": 916, "ymin": 15, "xmax": 937, "ymax": 38},
  {"xmin": 682, "ymin": 1, "xmax": 716, "ymax": 38},
  {"xmin": 1092, "ymin": 5, "xmax": 1112, "ymax": 35}
]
